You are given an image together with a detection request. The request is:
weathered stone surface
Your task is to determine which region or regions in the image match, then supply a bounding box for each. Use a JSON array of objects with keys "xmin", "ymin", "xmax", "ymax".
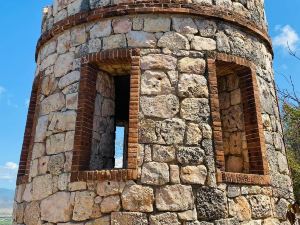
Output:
[
  {"xmin": 41, "ymin": 192, "xmax": 72, "ymax": 223},
  {"xmin": 178, "ymin": 57, "xmax": 206, "ymax": 74},
  {"xmin": 73, "ymin": 191, "xmax": 96, "ymax": 221},
  {"xmin": 214, "ymin": 218, "xmax": 239, "ymax": 225},
  {"xmin": 158, "ymin": 32, "xmax": 190, "ymax": 50},
  {"xmin": 111, "ymin": 212, "xmax": 148, "ymax": 225},
  {"xmin": 139, "ymin": 119, "xmax": 157, "ymax": 143},
  {"xmin": 216, "ymin": 31, "xmax": 231, "ymax": 53},
  {"xmin": 24, "ymin": 201, "xmax": 41, "ymax": 225},
  {"xmin": 127, "ymin": 31, "xmax": 157, "ymax": 47},
  {"xmin": 191, "ymin": 36, "xmax": 217, "ymax": 51},
  {"xmin": 41, "ymin": 75, "xmax": 57, "ymax": 96},
  {"xmin": 178, "ymin": 74, "xmax": 208, "ymax": 98},
  {"xmin": 141, "ymin": 71, "xmax": 172, "ymax": 95},
  {"xmin": 156, "ymin": 185, "xmax": 194, "ymax": 211},
  {"xmin": 177, "ymin": 147, "xmax": 205, "ymax": 165},
  {"xmin": 14, "ymin": 202, "xmax": 25, "ymax": 224},
  {"xmin": 57, "ymin": 31, "xmax": 71, "ymax": 54},
  {"xmin": 58, "ymin": 71, "xmax": 80, "ymax": 89},
  {"xmin": 170, "ymin": 165, "xmax": 180, "ymax": 184},
  {"xmin": 274, "ymin": 198, "xmax": 289, "ymax": 219},
  {"xmin": 227, "ymin": 186, "xmax": 241, "ymax": 198},
  {"xmin": 152, "ymin": 145, "xmax": 175, "ymax": 162},
  {"xmin": 180, "ymin": 98, "xmax": 210, "ymax": 121},
  {"xmin": 40, "ymin": 93, "xmax": 65, "ymax": 115},
  {"xmin": 35, "ymin": 116, "xmax": 49, "ymax": 142},
  {"xmin": 103, "ymin": 34, "xmax": 127, "ymax": 49},
  {"xmin": 144, "ymin": 17, "xmax": 171, "ymax": 32},
  {"xmin": 41, "ymin": 54, "xmax": 57, "ymax": 70},
  {"xmin": 69, "ymin": 181, "xmax": 87, "ymax": 191},
  {"xmin": 178, "ymin": 209, "xmax": 197, "ymax": 221},
  {"xmin": 140, "ymin": 95, "xmax": 179, "ymax": 119},
  {"xmin": 186, "ymin": 123, "xmax": 202, "ymax": 145},
  {"xmin": 90, "ymin": 20, "xmax": 112, "ymax": 38},
  {"xmin": 48, "ymin": 111, "xmax": 77, "ymax": 132},
  {"xmin": 195, "ymin": 20, "xmax": 217, "ymax": 37},
  {"xmin": 46, "ymin": 133, "xmax": 66, "ymax": 155},
  {"xmin": 157, "ymin": 118, "xmax": 186, "ymax": 145},
  {"xmin": 172, "ymin": 17, "xmax": 198, "ymax": 34},
  {"xmin": 96, "ymin": 181, "xmax": 124, "ymax": 196},
  {"xmin": 48, "ymin": 154, "xmax": 65, "ymax": 175},
  {"xmin": 71, "ymin": 26, "xmax": 87, "ymax": 46},
  {"xmin": 180, "ymin": 165, "xmax": 207, "ymax": 184},
  {"xmin": 141, "ymin": 162, "xmax": 169, "ymax": 185},
  {"xmin": 32, "ymin": 143, "xmax": 46, "ymax": 160},
  {"xmin": 150, "ymin": 213, "xmax": 180, "ymax": 225},
  {"xmin": 249, "ymin": 195, "xmax": 272, "ymax": 219},
  {"xmin": 122, "ymin": 184, "xmax": 154, "ymax": 212},
  {"xmin": 196, "ymin": 187, "xmax": 227, "ymax": 220},
  {"xmin": 113, "ymin": 18, "xmax": 132, "ymax": 33},
  {"xmin": 101, "ymin": 195, "xmax": 121, "ymax": 213},
  {"xmin": 54, "ymin": 53, "xmax": 74, "ymax": 78},
  {"xmin": 229, "ymin": 196, "xmax": 251, "ymax": 221},
  {"xmin": 94, "ymin": 216, "xmax": 111, "ymax": 225},
  {"xmin": 32, "ymin": 174, "xmax": 52, "ymax": 200},
  {"xmin": 141, "ymin": 54, "xmax": 177, "ymax": 70}
]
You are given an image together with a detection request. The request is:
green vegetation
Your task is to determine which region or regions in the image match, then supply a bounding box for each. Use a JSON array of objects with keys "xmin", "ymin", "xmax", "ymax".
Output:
[
  {"xmin": 283, "ymin": 103, "xmax": 300, "ymax": 201},
  {"xmin": 0, "ymin": 217, "xmax": 12, "ymax": 225}
]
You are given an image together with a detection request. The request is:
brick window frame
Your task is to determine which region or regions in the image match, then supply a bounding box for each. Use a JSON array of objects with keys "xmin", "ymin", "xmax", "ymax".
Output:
[
  {"xmin": 17, "ymin": 73, "xmax": 42, "ymax": 185},
  {"xmin": 208, "ymin": 53, "xmax": 270, "ymax": 185},
  {"xmin": 70, "ymin": 49, "xmax": 140, "ymax": 182}
]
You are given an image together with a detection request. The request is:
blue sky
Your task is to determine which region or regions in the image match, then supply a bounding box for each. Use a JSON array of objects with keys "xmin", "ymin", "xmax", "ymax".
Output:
[{"xmin": 0, "ymin": 1, "xmax": 299, "ymax": 190}]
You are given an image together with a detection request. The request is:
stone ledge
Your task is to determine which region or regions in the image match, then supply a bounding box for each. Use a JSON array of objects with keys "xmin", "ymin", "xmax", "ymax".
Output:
[
  {"xmin": 217, "ymin": 171, "xmax": 270, "ymax": 186},
  {"xmin": 36, "ymin": 1, "xmax": 273, "ymax": 60}
]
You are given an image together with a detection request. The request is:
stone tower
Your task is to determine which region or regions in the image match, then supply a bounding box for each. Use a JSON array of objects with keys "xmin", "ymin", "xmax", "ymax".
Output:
[{"xmin": 13, "ymin": 0, "xmax": 294, "ymax": 224}]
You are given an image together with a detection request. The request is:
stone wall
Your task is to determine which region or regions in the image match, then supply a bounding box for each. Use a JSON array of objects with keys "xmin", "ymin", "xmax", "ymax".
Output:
[
  {"xmin": 13, "ymin": 3, "xmax": 294, "ymax": 225},
  {"xmin": 218, "ymin": 73, "xmax": 249, "ymax": 173},
  {"xmin": 90, "ymin": 71, "xmax": 115, "ymax": 170}
]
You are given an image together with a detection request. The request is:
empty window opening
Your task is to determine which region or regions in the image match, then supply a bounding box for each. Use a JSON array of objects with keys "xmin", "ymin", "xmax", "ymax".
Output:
[
  {"xmin": 217, "ymin": 69, "xmax": 249, "ymax": 173},
  {"xmin": 90, "ymin": 72, "xmax": 130, "ymax": 170}
]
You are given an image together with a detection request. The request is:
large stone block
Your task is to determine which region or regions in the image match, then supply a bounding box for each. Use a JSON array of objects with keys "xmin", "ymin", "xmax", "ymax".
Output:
[
  {"xmin": 144, "ymin": 17, "xmax": 171, "ymax": 32},
  {"xmin": 32, "ymin": 174, "xmax": 53, "ymax": 201},
  {"xmin": 191, "ymin": 36, "xmax": 216, "ymax": 51},
  {"xmin": 152, "ymin": 145, "xmax": 176, "ymax": 163},
  {"xmin": 141, "ymin": 54, "xmax": 177, "ymax": 70},
  {"xmin": 177, "ymin": 147, "xmax": 205, "ymax": 165},
  {"xmin": 127, "ymin": 31, "xmax": 157, "ymax": 47},
  {"xmin": 180, "ymin": 165, "xmax": 207, "ymax": 184},
  {"xmin": 140, "ymin": 95, "xmax": 179, "ymax": 119},
  {"xmin": 172, "ymin": 17, "xmax": 198, "ymax": 34},
  {"xmin": 178, "ymin": 74, "xmax": 208, "ymax": 98},
  {"xmin": 248, "ymin": 195, "xmax": 272, "ymax": 219},
  {"xmin": 141, "ymin": 71, "xmax": 172, "ymax": 95},
  {"xmin": 41, "ymin": 192, "xmax": 72, "ymax": 223},
  {"xmin": 122, "ymin": 184, "xmax": 154, "ymax": 212},
  {"xmin": 40, "ymin": 93, "xmax": 65, "ymax": 115},
  {"xmin": 73, "ymin": 191, "xmax": 96, "ymax": 221},
  {"xmin": 111, "ymin": 212, "xmax": 148, "ymax": 225},
  {"xmin": 149, "ymin": 213, "xmax": 180, "ymax": 225},
  {"xmin": 101, "ymin": 195, "xmax": 121, "ymax": 213},
  {"xmin": 24, "ymin": 201, "xmax": 41, "ymax": 225},
  {"xmin": 196, "ymin": 187, "xmax": 227, "ymax": 220},
  {"xmin": 156, "ymin": 185, "xmax": 194, "ymax": 211},
  {"xmin": 90, "ymin": 20, "xmax": 112, "ymax": 38},
  {"xmin": 157, "ymin": 118, "xmax": 186, "ymax": 145},
  {"xmin": 228, "ymin": 196, "xmax": 251, "ymax": 221},
  {"xmin": 141, "ymin": 162, "xmax": 169, "ymax": 185},
  {"xmin": 180, "ymin": 98, "xmax": 210, "ymax": 121},
  {"xmin": 178, "ymin": 57, "xmax": 206, "ymax": 74},
  {"xmin": 157, "ymin": 32, "xmax": 190, "ymax": 50},
  {"xmin": 54, "ymin": 52, "xmax": 74, "ymax": 78}
]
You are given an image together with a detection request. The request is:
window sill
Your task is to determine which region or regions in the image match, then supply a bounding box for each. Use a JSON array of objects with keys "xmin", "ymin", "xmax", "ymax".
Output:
[
  {"xmin": 217, "ymin": 171, "xmax": 270, "ymax": 185},
  {"xmin": 70, "ymin": 169, "xmax": 138, "ymax": 182}
]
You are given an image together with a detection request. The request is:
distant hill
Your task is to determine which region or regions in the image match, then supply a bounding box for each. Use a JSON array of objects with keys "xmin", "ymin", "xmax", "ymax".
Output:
[{"xmin": 0, "ymin": 189, "xmax": 14, "ymax": 217}]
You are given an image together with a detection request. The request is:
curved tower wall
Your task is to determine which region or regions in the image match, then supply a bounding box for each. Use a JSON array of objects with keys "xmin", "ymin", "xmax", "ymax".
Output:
[{"xmin": 13, "ymin": 0, "xmax": 294, "ymax": 224}]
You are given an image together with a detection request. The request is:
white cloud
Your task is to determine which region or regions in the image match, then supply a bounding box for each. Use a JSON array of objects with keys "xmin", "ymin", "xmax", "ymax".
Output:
[
  {"xmin": 0, "ymin": 162, "xmax": 18, "ymax": 183},
  {"xmin": 273, "ymin": 25, "xmax": 299, "ymax": 51},
  {"xmin": 4, "ymin": 162, "xmax": 18, "ymax": 170},
  {"xmin": 115, "ymin": 156, "xmax": 123, "ymax": 169},
  {"xmin": 25, "ymin": 98, "xmax": 30, "ymax": 107}
]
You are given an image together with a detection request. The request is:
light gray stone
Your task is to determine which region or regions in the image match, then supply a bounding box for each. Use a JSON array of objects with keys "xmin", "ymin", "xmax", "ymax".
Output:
[
  {"xmin": 172, "ymin": 17, "xmax": 198, "ymax": 34},
  {"xmin": 195, "ymin": 20, "xmax": 217, "ymax": 37},
  {"xmin": 141, "ymin": 54, "xmax": 177, "ymax": 70},
  {"xmin": 141, "ymin": 162, "xmax": 169, "ymax": 185},
  {"xmin": 180, "ymin": 165, "xmax": 207, "ymax": 184},
  {"xmin": 41, "ymin": 192, "xmax": 72, "ymax": 223},
  {"xmin": 73, "ymin": 191, "xmax": 96, "ymax": 221},
  {"xmin": 34, "ymin": 116, "xmax": 49, "ymax": 142},
  {"xmin": 144, "ymin": 17, "xmax": 171, "ymax": 32},
  {"xmin": 40, "ymin": 93, "xmax": 65, "ymax": 115},
  {"xmin": 90, "ymin": 20, "xmax": 112, "ymax": 38},
  {"xmin": 152, "ymin": 145, "xmax": 176, "ymax": 163},
  {"xmin": 178, "ymin": 74, "xmax": 208, "ymax": 98},
  {"xmin": 127, "ymin": 31, "xmax": 157, "ymax": 47},
  {"xmin": 140, "ymin": 95, "xmax": 179, "ymax": 119},
  {"xmin": 157, "ymin": 118, "xmax": 186, "ymax": 145},
  {"xmin": 158, "ymin": 32, "xmax": 190, "ymax": 50},
  {"xmin": 156, "ymin": 185, "xmax": 194, "ymax": 211},
  {"xmin": 101, "ymin": 195, "xmax": 121, "ymax": 213},
  {"xmin": 54, "ymin": 53, "xmax": 74, "ymax": 78},
  {"xmin": 103, "ymin": 34, "xmax": 127, "ymax": 49},
  {"xmin": 191, "ymin": 36, "xmax": 216, "ymax": 51},
  {"xmin": 177, "ymin": 147, "xmax": 205, "ymax": 165},
  {"xmin": 178, "ymin": 57, "xmax": 206, "ymax": 74},
  {"xmin": 150, "ymin": 213, "xmax": 180, "ymax": 225},
  {"xmin": 141, "ymin": 71, "xmax": 172, "ymax": 95},
  {"xmin": 180, "ymin": 98, "xmax": 210, "ymax": 121},
  {"xmin": 32, "ymin": 174, "xmax": 53, "ymax": 201},
  {"xmin": 111, "ymin": 212, "xmax": 148, "ymax": 225},
  {"xmin": 58, "ymin": 71, "xmax": 80, "ymax": 89}
]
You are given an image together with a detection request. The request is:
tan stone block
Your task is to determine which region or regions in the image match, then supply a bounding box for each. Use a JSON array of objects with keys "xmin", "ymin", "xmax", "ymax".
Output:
[
  {"xmin": 191, "ymin": 36, "xmax": 217, "ymax": 51},
  {"xmin": 54, "ymin": 52, "xmax": 74, "ymax": 78},
  {"xmin": 32, "ymin": 174, "xmax": 53, "ymax": 201},
  {"xmin": 111, "ymin": 212, "xmax": 148, "ymax": 225},
  {"xmin": 101, "ymin": 195, "xmax": 121, "ymax": 213},
  {"xmin": 71, "ymin": 25, "xmax": 87, "ymax": 47},
  {"xmin": 24, "ymin": 201, "xmax": 41, "ymax": 225},
  {"xmin": 121, "ymin": 184, "xmax": 154, "ymax": 212},
  {"xmin": 90, "ymin": 20, "xmax": 112, "ymax": 38},
  {"xmin": 144, "ymin": 17, "xmax": 171, "ymax": 32},
  {"xmin": 94, "ymin": 215, "xmax": 111, "ymax": 225},
  {"xmin": 180, "ymin": 165, "xmax": 207, "ymax": 184},
  {"xmin": 141, "ymin": 162, "xmax": 169, "ymax": 185},
  {"xmin": 170, "ymin": 165, "xmax": 180, "ymax": 184},
  {"xmin": 113, "ymin": 18, "xmax": 132, "ymax": 33},
  {"xmin": 226, "ymin": 156, "xmax": 243, "ymax": 173},
  {"xmin": 152, "ymin": 145, "xmax": 176, "ymax": 163},
  {"xmin": 96, "ymin": 181, "xmax": 124, "ymax": 197},
  {"xmin": 186, "ymin": 123, "xmax": 202, "ymax": 145},
  {"xmin": 157, "ymin": 32, "xmax": 190, "ymax": 50},
  {"xmin": 73, "ymin": 191, "xmax": 96, "ymax": 221},
  {"xmin": 178, "ymin": 57, "xmax": 206, "ymax": 74},
  {"xmin": 141, "ymin": 70, "xmax": 173, "ymax": 95},
  {"xmin": 231, "ymin": 89, "xmax": 241, "ymax": 105},
  {"xmin": 150, "ymin": 212, "xmax": 180, "ymax": 225},
  {"xmin": 141, "ymin": 54, "xmax": 177, "ymax": 71},
  {"xmin": 41, "ymin": 192, "xmax": 72, "ymax": 223},
  {"xmin": 172, "ymin": 17, "xmax": 198, "ymax": 34},
  {"xmin": 229, "ymin": 132, "xmax": 243, "ymax": 155},
  {"xmin": 229, "ymin": 196, "xmax": 251, "ymax": 221}
]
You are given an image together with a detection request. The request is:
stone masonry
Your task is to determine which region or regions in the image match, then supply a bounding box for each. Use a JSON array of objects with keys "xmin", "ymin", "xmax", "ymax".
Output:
[{"xmin": 13, "ymin": 0, "xmax": 294, "ymax": 225}]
